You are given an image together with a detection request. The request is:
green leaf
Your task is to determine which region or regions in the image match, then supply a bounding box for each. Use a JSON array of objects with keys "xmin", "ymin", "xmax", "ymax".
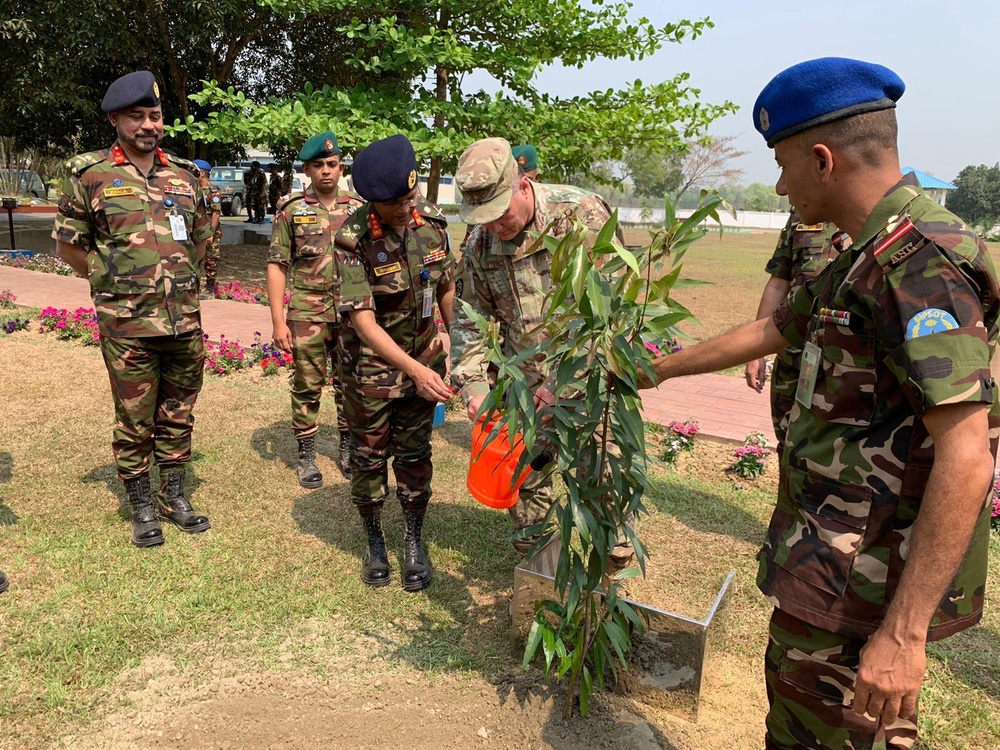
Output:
[{"xmin": 522, "ymin": 619, "xmax": 543, "ymax": 670}]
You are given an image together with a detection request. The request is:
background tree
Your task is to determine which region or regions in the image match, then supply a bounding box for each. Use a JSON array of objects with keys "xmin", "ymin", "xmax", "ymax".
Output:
[
  {"xmin": 741, "ymin": 182, "xmax": 788, "ymax": 212},
  {"xmin": 948, "ymin": 164, "xmax": 1000, "ymax": 233},
  {"xmin": 621, "ymin": 145, "xmax": 684, "ymax": 204},
  {"xmin": 174, "ymin": 0, "xmax": 736, "ymax": 201},
  {"xmin": 671, "ymin": 135, "xmax": 748, "ymax": 201}
]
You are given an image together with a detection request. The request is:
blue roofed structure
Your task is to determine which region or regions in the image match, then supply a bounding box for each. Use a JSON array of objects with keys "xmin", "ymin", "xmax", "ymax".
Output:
[{"xmin": 902, "ymin": 166, "xmax": 957, "ymax": 206}]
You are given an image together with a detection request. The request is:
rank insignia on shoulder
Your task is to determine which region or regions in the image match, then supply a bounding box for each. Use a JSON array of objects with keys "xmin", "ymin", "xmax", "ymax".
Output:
[
  {"xmin": 375, "ymin": 262, "xmax": 401, "ymax": 276},
  {"xmin": 368, "ymin": 211, "xmax": 384, "ymax": 239},
  {"xmin": 103, "ymin": 186, "xmax": 137, "ymax": 198},
  {"xmin": 873, "ymin": 218, "xmax": 915, "ymax": 258},
  {"xmin": 906, "ymin": 308, "xmax": 958, "ymax": 340}
]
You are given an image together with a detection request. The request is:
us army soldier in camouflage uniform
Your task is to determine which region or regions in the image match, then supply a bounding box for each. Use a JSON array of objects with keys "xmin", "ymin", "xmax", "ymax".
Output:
[
  {"xmin": 267, "ymin": 132, "xmax": 363, "ymax": 488},
  {"xmin": 644, "ymin": 58, "xmax": 1000, "ymax": 750},
  {"xmin": 450, "ymin": 137, "xmax": 625, "ymax": 555},
  {"xmin": 336, "ymin": 134, "xmax": 455, "ymax": 592},
  {"xmin": 54, "ymin": 71, "xmax": 214, "ymax": 548},
  {"xmin": 745, "ymin": 210, "xmax": 848, "ymax": 450},
  {"xmin": 193, "ymin": 159, "xmax": 223, "ymax": 299}
]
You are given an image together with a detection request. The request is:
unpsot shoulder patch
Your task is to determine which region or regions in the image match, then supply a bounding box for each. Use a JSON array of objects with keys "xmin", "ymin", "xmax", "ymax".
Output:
[{"xmin": 905, "ymin": 308, "xmax": 959, "ymax": 340}]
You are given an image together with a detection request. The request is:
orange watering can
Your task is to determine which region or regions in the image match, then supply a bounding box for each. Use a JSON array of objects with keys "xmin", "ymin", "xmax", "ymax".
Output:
[{"xmin": 467, "ymin": 420, "xmax": 532, "ymax": 509}]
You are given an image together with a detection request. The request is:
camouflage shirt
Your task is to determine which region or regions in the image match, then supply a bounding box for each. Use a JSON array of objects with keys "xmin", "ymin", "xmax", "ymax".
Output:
[
  {"xmin": 52, "ymin": 143, "xmax": 212, "ymax": 338},
  {"xmin": 450, "ymin": 182, "xmax": 622, "ymax": 402},
  {"xmin": 765, "ymin": 209, "xmax": 845, "ymax": 296},
  {"xmin": 763, "ymin": 173, "xmax": 1000, "ymax": 640},
  {"xmin": 268, "ymin": 186, "xmax": 364, "ymax": 322},
  {"xmin": 202, "ymin": 185, "xmax": 223, "ymax": 249},
  {"xmin": 335, "ymin": 199, "xmax": 453, "ymax": 398}
]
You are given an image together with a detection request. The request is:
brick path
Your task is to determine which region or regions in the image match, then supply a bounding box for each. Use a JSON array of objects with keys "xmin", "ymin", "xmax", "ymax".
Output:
[{"xmin": 0, "ymin": 265, "xmax": 776, "ymax": 445}]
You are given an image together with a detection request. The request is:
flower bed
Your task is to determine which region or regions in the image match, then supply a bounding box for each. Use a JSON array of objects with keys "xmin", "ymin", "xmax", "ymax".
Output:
[
  {"xmin": 214, "ymin": 280, "xmax": 289, "ymax": 307},
  {"xmin": 38, "ymin": 306, "xmax": 100, "ymax": 345},
  {"xmin": 992, "ymin": 472, "xmax": 1000, "ymax": 533},
  {"xmin": 204, "ymin": 332, "xmax": 293, "ymax": 376},
  {"xmin": 0, "ymin": 253, "xmax": 76, "ymax": 276},
  {"xmin": 729, "ymin": 432, "xmax": 771, "ymax": 479}
]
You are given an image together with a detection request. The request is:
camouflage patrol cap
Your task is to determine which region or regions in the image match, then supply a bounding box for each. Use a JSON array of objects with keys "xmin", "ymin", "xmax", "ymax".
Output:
[
  {"xmin": 101, "ymin": 71, "xmax": 161, "ymax": 113},
  {"xmin": 512, "ymin": 145, "xmax": 538, "ymax": 172},
  {"xmin": 299, "ymin": 131, "xmax": 341, "ymax": 162},
  {"xmin": 754, "ymin": 58, "xmax": 905, "ymax": 147},
  {"xmin": 456, "ymin": 138, "xmax": 517, "ymax": 224}
]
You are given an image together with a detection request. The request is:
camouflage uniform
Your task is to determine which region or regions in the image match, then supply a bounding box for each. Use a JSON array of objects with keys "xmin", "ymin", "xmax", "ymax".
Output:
[
  {"xmin": 268, "ymin": 186, "xmax": 363, "ymax": 441},
  {"xmin": 201, "ymin": 185, "xmax": 224, "ymax": 291},
  {"xmin": 52, "ymin": 143, "xmax": 213, "ymax": 480},
  {"xmin": 451, "ymin": 182, "xmax": 622, "ymax": 531},
  {"xmin": 762, "ymin": 173, "xmax": 1000, "ymax": 748},
  {"xmin": 764, "ymin": 211, "xmax": 846, "ymax": 447},
  {"xmin": 336, "ymin": 199, "xmax": 453, "ymax": 510},
  {"xmin": 244, "ymin": 166, "xmax": 266, "ymax": 221},
  {"xmin": 268, "ymin": 170, "xmax": 282, "ymax": 215}
]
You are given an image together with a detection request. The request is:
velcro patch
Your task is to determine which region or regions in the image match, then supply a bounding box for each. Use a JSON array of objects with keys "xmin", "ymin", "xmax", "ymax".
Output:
[{"xmin": 906, "ymin": 309, "xmax": 959, "ymax": 340}]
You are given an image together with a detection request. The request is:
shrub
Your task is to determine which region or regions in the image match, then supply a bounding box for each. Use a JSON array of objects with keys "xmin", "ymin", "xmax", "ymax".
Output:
[
  {"xmin": 660, "ymin": 419, "xmax": 699, "ymax": 467},
  {"xmin": 0, "ymin": 253, "xmax": 75, "ymax": 276},
  {"xmin": 37, "ymin": 307, "xmax": 100, "ymax": 345},
  {"xmin": 204, "ymin": 334, "xmax": 248, "ymax": 376},
  {"xmin": 0, "ymin": 312, "xmax": 31, "ymax": 334},
  {"xmin": 729, "ymin": 431, "xmax": 772, "ymax": 479},
  {"xmin": 992, "ymin": 472, "xmax": 1000, "ymax": 532},
  {"xmin": 0, "ymin": 289, "xmax": 16, "ymax": 308}
]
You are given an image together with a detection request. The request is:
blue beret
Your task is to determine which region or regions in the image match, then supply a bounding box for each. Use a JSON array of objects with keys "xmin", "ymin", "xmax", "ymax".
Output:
[
  {"xmin": 352, "ymin": 134, "xmax": 419, "ymax": 203},
  {"xmin": 193, "ymin": 159, "xmax": 212, "ymax": 172},
  {"xmin": 102, "ymin": 71, "xmax": 161, "ymax": 113},
  {"xmin": 512, "ymin": 144, "xmax": 538, "ymax": 172},
  {"xmin": 754, "ymin": 58, "xmax": 905, "ymax": 147},
  {"xmin": 298, "ymin": 131, "xmax": 341, "ymax": 162}
]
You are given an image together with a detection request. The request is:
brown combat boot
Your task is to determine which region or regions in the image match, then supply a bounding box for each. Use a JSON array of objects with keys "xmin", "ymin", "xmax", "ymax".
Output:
[
  {"xmin": 124, "ymin": 474, "xmax": 164, "ymax": 548},
  {"xmin": 296, "ymin": 436, "xmax": 323, "ymax": 489},
  {"xmin": 199, "ymin": 280, "xmax": 216, "ymax": 300},
  {"xmin": 156, "ymin": 469, "xmax": 211, "ymax": 533}
]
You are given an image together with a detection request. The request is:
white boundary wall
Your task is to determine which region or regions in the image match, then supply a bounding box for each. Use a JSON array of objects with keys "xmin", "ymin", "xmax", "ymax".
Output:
[{"xmin": 617, "ymin": 206, "xmax": 788, "ymax": 230}]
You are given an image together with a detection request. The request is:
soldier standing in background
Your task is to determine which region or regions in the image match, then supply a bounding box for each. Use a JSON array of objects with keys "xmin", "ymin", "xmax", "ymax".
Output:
[
  {"xmin": 450, "ymin": 137, "xmax": 626, "ymax": 557},
  {"xmin": 643, "ymin": 58, "xmax": 999, "ymax": 750},
  {"xmin": 267, "ymin": 132, "xmax": 363, "ymax": 487},
  {"xmin": 193, "ymin": 158, "xmax": 223, "ymax": 299},
  {"xmin": 244, "ymin": 161, "xmax": 266, "ymax": 223},
  {"xmin": 53, "ymin": 71, "xmax": 213, "ymax": 547},
  {"xmin": 335, "ymin": 134, "xmax": 455, "ymax": 592},
  {"xmin": 744, "ymin": 210, "xmax": 848, "ymax": 451},
  {"xmin": 267, "ymin": 163, "xmax": 282, "ymax": 216},
  {"xmin": 281, "ymin": 163, "xmax": 293, "ymax": 198}
]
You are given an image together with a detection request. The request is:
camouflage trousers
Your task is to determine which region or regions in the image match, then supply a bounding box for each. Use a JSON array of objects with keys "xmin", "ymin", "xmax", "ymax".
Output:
[
  {"xmin": 289, "ymin": 319, "xmax": 346, "ymax": 437},
  {"xmin": 100, "ymin": 332, "xmax": 205, "ymax": 481},
  {"xmin": 344, "ymin": 391, "xmax": 434, "ymax": 509},
  {"xmin": 202, "ymin": 236, "xmax": 221, "ymax": 285},
  {"xmin": 248, "ymin": 189, "xmax": 266, "ymax": 220},
  {"xmin": 765, "ymin": 608, "xmax": 918, "ymax": 750},
  {"xmin": 769, "ymin": 346, "xmax": 800, "ymax": 455}
]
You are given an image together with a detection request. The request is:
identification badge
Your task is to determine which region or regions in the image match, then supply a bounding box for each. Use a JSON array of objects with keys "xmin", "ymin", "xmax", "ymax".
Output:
[
  {"xmin": 422, "ymin": 286, "xmax": 434, "ymax": 318},
  {"xmin": 374, "ymin": 262, "xmax": 401, "ymax": 276},
  {"xmin": 103, "ymin": 186, "xmax": 136, "ymax": 198},
  {"xmin": 293, "ymin": 215, "xmax": 318, "ymax": 224},
  {"xmin": 169, "ymin": 214, "xmax": 188, "ymax": 242},
  {"xmin": 795, "ymin": 341, "xmax": 822, "ymax": 409}
]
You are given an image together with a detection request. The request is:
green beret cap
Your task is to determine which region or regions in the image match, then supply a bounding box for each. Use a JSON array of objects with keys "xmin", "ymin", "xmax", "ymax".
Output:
[
  {"xmin": 511, "ymin": 144, "xmax": 538, "ymax": 172},
  {"xmin": 298, "ymin": 131, "xmax": 341, "ymax": 162}
]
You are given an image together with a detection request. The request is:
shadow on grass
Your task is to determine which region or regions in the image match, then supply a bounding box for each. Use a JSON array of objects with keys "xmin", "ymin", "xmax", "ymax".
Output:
[
  {"xmin": 82, "ymin": 461, "xmax": 207, "ymax": 522},
  {"xmin": 645, "ymin": 471, "xmax": 769, "ymax": 546},
  {"xmin": 434, "ymin": 415, "xmax": 473, "ymax": 452},
  {"xmin": 929, "ymin": 623, "xmax": 1000, "ymax": 703},
  {"xmin": 251, "ymin": 420, "xmax": 344, "ymax": 471}
]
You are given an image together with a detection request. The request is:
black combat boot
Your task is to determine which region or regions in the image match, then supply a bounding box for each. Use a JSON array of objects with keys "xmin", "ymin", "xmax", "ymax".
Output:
[
  {"xmin": 358, "ymin": 501, "xmax": 390, "ymax": 587},
  {"xmin": 156, "ymin": 469, "xmax": 211, "ymax": 533},
  {"xmin": 338, "ymin": 431, "xmax": 352, "ymax": 479},
  {"xmin": 0, "ymin": 569, "xmax": 8, "ymax": 594},
  {"xmin": 401, "ymin": 505, "xmax": 432, "ymax": 592},
  {"xmin": 296, "ymin": 436, "xmax": 323, "ymax": 489},
  {"xmin": 124, "ymin": 474, "xmax": 164, "ymax": 548},
  {"xmin": 199, "ymin": 280, "xmax": 216, "ymax": 300}
]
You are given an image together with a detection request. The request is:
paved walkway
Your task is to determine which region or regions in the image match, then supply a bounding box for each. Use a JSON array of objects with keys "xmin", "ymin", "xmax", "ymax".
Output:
[{"xmin": 0, "ymin": 265, "xmax": 776, "ymax": 446}]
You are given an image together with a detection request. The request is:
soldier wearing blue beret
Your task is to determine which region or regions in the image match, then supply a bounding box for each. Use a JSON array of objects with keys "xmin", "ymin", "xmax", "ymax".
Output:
[
  {"xmin": 643, "ymin": 58, "xmax": 1000, "ymax": 750},
  {"xmin": 334, "ymin": 134, "xmax": 456, "ymax": 591}
]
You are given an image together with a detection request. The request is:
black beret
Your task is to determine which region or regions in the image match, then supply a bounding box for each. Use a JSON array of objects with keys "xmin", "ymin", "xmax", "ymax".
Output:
[
  {"xmin": 352, "ymin": 134, "xmax": 419, "ymax": 203},
  {"xmin": 102, "ymin": 71, "xmax": 161, "ymax": 113}
]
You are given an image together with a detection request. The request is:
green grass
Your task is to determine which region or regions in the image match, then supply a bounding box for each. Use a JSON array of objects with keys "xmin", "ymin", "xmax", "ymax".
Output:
[{"xmin": 2, "ymin": 276, "xmax": 1000, "ymax": 747}]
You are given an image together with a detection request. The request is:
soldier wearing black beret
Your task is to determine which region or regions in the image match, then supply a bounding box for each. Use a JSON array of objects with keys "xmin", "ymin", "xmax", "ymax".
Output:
[
  {"xmin": 333, "ymin": 134, "xmax": 456, "ymax": 591},
  {"xmin": 53, "ymin": 71, "xmax": 214, "ymax": 548}
]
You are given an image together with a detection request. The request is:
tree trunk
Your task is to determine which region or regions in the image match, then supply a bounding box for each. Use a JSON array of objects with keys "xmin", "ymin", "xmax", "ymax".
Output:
[{"xmin": 425, "ymin": 8, "xmax": 451, "ymax": 205}]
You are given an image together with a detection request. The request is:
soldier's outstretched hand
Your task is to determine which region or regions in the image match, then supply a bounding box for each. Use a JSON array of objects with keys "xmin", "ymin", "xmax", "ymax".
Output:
[{"xmin": 411, "ymin": 365, "xmax": 454, "ymax": 403}]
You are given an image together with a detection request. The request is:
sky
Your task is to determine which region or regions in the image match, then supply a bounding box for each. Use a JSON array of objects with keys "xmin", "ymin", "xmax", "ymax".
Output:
[{"xmin": 469, "ymin": 0, "xmax": 997, "ymax": 187}]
